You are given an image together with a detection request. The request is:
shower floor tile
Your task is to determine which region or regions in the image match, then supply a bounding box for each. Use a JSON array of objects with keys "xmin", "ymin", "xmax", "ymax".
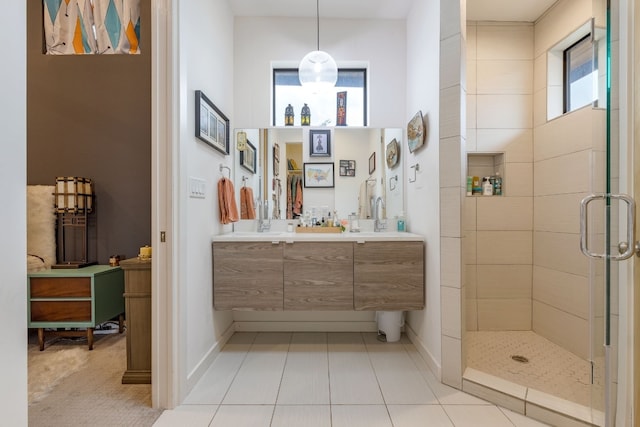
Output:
[{"xmin": 466, "ymin": 331, "xmax": 601, "ymax": 409}]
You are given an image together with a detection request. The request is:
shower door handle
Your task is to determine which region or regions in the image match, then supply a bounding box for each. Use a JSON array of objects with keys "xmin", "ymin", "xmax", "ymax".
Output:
[{"xmin": 580, "ymin": 193, "xmax": 636, "ymax": 260}]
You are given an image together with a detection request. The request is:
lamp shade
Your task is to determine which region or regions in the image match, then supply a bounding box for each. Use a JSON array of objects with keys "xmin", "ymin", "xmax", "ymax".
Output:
[
  {"xmin": 298, "ymin": 50, "xmax": 337, "ymax": 93},
  {"xmin": 54, "ymin": 176, "xmax": 94, "ymax": 213}
]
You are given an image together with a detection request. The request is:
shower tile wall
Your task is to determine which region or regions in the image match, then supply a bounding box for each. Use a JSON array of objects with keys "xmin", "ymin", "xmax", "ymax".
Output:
[
  {"xmin": 466, "ymin": 0, "xmax": 604, "ymax": 362},
  {"xmin": 465, "ymin": 22, "xmax": 534, "ymax": 332},
  {"xmin": 532, "ymin": 0, "xmax": 605, "ymax": 360}
]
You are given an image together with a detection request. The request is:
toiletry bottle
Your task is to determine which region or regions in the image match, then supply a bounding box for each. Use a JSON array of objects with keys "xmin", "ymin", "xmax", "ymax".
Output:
[
  {"xmin": 482, "ymin": 177, "xmax": 493, "ymax": 196},
  {"xmin": 472, "ymin": 176, "xmax": 481, "ymax": 195},
  {"xmin": 493, "ymin": 172, "xmax": 502, "ymax": 196},
  {"xmin": 397, "ymin": 212, "xmax": 406, "ymax": 232},
  {"xmin": 466, "ymin": 176, "xmax": 472, "ymax": 196}
]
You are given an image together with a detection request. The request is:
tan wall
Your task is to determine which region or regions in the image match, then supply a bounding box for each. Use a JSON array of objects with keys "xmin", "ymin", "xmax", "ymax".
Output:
[
  {"xmin": 532, "ymin": 0, "xmax": 604, "ymax": 360},
  {"xmin": 465, "ymin": 22, "xmax": 535, "ymax": 332},
  {"xmin": 27, "ymin": 1, "xmax": 151, "ymax": 264},
  {"xmin": 466, "ymin": 0, "xmax": 604, "ymax": 361}
]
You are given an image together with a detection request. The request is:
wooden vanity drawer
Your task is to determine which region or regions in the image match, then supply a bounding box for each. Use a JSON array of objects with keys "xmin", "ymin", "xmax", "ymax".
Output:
[
  {"xmin": 30, "ymin": 300, "xmax": 92, "ymax": 322},
  {"xmin": 213, "ymin": 242, "xmax": 284, "ymax": 310},
  {"xmin": 30, "ymin": 277, "xmax": 91, "ymax": 298},
  {"xmin": 354, "ymin": 241, "xmax": 425, "ymax": 310},
  {"xmin": 284, "ymin": 242, "xmax": 353, "ymax": 310}
]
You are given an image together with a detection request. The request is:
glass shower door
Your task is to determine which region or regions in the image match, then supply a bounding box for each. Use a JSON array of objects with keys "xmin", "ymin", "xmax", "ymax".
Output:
[{"xmin": 581, "ymin": 0, "xmax": 626, "ymax": 425}]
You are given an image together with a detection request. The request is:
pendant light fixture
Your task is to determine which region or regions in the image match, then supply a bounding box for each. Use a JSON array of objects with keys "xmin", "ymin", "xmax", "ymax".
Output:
[{"xmin": 298, "ymin": 0, "xmax": 338, "ymax": 93}]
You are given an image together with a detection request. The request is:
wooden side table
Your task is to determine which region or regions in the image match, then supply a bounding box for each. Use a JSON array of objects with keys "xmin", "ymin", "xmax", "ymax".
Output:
[
  {"xmin": 120, "ymin": 257, "xmax": 152, "ymax": 384},
  {"xmin": 28, "ymin": 265, "xmax": 125, "ymax": 350}
]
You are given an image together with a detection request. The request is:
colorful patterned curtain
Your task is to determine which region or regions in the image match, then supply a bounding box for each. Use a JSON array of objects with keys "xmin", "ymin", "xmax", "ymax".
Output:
[
  {"xmin": 43, "ymin": 0, "xmax": 97, "ymax": 54},
  {"xmin": 43, "ymin": 0, "xmax": 140, "ymax": 55},
  {"xmin": 93, "ymin": 0, "xmax": 141, "ymax": 54}
]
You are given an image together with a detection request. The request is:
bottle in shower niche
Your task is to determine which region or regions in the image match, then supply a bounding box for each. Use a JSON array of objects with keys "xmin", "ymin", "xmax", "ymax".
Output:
[
  {"xmin": 472, "ymin": 176, "xmax": 482, "ymax": 195},
  {"xmin": 493, "ymin": 172, "xmax": 503, "ymax": 196},
  {"xmin": 482, "ymin": 177, "xmax": 493, "ymax": 196}
]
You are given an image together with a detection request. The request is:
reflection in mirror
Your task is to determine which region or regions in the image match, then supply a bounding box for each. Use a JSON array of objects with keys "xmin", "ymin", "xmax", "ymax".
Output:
[
  {"xmin": 233, "ymin": 128, "xmax": 262, "ymax": 221},
  {"xmin": 382, "ymin": 128, "xmax": 404, "ymax": 221},
  {"xmin": 237, "ymin": 127, "xmax": 404, "ymax": 227}
]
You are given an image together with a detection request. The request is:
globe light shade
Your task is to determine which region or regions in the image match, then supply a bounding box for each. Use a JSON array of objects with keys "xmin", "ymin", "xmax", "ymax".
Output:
[{"xmin": 298, "ymin": 50, "xmax": 338, "ymax": 93}]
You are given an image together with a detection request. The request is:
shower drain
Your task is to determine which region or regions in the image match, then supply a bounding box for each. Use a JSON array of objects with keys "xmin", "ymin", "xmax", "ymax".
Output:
[{"xmin": 511, "ymin": 355, "xmax": 529, "ymax": 363}]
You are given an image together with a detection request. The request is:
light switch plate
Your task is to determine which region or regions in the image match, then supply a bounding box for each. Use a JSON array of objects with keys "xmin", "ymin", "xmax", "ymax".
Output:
[{"xmin": 189, "ymin": 177, "xmax": 206, "ymax": 198}]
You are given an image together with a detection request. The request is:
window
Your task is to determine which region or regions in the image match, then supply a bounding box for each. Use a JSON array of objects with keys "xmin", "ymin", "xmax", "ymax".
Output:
[
  {"xmin": 563, "ymin": 34, "xmax": 597, "ymax": 113},
  {"xmin": 273, "ymin": 68, "xmax": 367, "ymax": 127}
]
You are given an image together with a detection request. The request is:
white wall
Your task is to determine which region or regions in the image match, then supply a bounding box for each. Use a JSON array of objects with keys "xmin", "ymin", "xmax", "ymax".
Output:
[
  {"xmin": 231, "ymin": 15, "xmax": 408, "ymax": 329},
  {"xmin": 233, "ymin": 17, "xmax": 407, "ymax": 128},
  {"xmin": 404, "ymin": 0, "xmax": 443, "ymax": 374},
  {"xmin": 334, "ymin": 128, "xmax": 381, "ymax": 217},
  {"xmin": 0, "ymin": 2, "xmax": 27, "ymax": 424},
  {"xmin": 177, "ymin": 0, "xmax": 235, "ymax": 394}
]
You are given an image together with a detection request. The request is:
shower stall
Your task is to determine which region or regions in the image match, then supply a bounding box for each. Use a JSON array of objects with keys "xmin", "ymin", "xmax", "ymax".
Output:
[{"xmin": 463, "ymin": 0, "xmax": 623, "ymax": 425}]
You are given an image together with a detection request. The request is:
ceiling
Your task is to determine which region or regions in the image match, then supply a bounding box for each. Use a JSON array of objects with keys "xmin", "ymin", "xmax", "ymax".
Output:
[{"xmin": 229, "ymin": 0, "xmax": 558, "ymax": 22}]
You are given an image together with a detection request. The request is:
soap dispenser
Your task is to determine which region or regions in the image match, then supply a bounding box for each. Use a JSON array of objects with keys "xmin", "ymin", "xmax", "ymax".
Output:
[
  {"xmin": 482, "ymin": 177, "xmax": 493, "ymax": 196},
  {"xmin": 397, "ymin": 212, "xmax": 406, "ymax": 232}
]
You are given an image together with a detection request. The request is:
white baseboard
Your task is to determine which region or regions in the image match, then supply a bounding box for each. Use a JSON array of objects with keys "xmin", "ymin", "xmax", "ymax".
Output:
[
  {"xmin": 405, "ymin": 321, "xmax": 441, "ymax": 381},
  {"xmin": 234, "ymin": 321, "xmax": 378, "ymax": 333},
  {"xmin": 186, "ymin": 322, "xmax": 235, "ymax": 391}
]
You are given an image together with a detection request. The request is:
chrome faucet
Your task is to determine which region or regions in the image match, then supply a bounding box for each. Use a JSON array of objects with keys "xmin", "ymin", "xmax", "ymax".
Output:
[
  {"xmin": 374, "ymin": 196, "xmax": 386, "ymax": 232},
  {"xmin": 257, "ymin": 199, "xmax": 271, "ymax": 232}
]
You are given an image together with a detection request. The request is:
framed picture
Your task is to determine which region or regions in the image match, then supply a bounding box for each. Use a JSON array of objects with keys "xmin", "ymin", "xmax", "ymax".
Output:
[
  {"xmin": 336, "ymin": 91, "xmax": 347, "ymax": 126},
  {"xmin": 240, "ymin": 140, "xmax": 257, "ymax": 174},
  {"xmin": 339, "ymin": 159, "xmax": 356, "ymax": 177},
  {"xmin": 195, "ymin": 90, "xmax": 229, "ymax": 155},
  {"xmin": 273, "ymin": 143, "xmax": 280, "ymax": 176},
  {"xmin": 369, "ymin": 152, "xmax": 376, "ymax": 175},
  {"xmin": 303, "ymin": 162, "xmax": 334, "ymax": 188},
  {"xmin": 309, "ymin": 129, "xmax": 331, "ymax": 157},
  {"xmin": 386, "ymin": 138, "xmax": 399, "ymax": 168},
  {"xmin": 407, "ymin": 110, "xmax": 426, "ymax": 153}
]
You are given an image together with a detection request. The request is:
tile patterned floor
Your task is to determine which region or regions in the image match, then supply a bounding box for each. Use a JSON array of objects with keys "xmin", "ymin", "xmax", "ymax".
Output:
[
  {"xmin": 153, "ymin": 332, "xmax": 550, "ymax": 426},
  {"xmin": 466, "ymin": 331, "xmax": 604, "ymax": 410}
]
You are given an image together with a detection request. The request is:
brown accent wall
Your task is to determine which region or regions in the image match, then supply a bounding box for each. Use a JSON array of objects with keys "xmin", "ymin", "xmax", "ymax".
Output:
[{"xmin": 27, "ymin": 2, "xmax": 151, "ymax": 264}]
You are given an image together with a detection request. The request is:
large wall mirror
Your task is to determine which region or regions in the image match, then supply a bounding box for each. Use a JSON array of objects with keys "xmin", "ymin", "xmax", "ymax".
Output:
[{"xmin": 234, "ymin": 127, "xmax": 404, "ymax": 226}]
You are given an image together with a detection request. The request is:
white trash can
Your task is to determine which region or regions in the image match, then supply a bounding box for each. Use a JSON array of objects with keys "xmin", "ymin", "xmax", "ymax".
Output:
[{"xmin": 376, "ymin": 311, "xmax": 404, "ymax": 342}]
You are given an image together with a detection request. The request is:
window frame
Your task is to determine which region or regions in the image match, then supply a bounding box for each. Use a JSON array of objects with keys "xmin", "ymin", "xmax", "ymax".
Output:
[
  {"xmin": 562, "ymin": 33, "xmax": 596, "ymax": 114},
  {"xmin": 272, "ymin": 68, "xmax": 368, "ymax": 127}
]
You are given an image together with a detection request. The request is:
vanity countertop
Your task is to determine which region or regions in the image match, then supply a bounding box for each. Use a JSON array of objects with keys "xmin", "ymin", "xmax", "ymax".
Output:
[{"xmin": 212, "ymin": 230, "xmax": 424, "ymax": 243}]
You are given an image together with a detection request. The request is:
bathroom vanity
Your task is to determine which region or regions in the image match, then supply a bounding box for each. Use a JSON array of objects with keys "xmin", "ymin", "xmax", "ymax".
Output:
[{"xmin": 212, "ymin": 231, "xmax": 425, "ymax": 311}]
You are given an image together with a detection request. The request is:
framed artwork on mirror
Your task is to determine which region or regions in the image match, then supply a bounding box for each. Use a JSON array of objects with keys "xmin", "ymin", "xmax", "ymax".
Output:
[
  {"xmin": 195, "ymin": 90, "xmax": 229, "ymax": 155},
  {"xmin": 339, "ymin": 160, "xmax": 356, "ymax": 177},
  {"xmin": 240, "ymin": 140, "xmax": 256, "ymax": 174},
  {"xmin": 369, "ymin": 152, "xmax": 376, "ymax": 175},
  {"xmin": 273, "ymin": 143, "xmax": 280, "ymax": 176},
  {"xmin": 309, "ymin": 129, "xmax": 331, "ymax": 157},
  {"xmin": 303, "ymin": 162, "xmax": 334, "ymax": 188}
]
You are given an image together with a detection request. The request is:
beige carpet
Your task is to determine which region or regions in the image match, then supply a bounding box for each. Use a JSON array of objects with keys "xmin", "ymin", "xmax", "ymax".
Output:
[
  {"xmin": 29, "ymin": 344, "xmax": 89, "ymax": 404},
  {"xmin": 28, "ymin": 331, "xmax": 163, "ymax": 426}
]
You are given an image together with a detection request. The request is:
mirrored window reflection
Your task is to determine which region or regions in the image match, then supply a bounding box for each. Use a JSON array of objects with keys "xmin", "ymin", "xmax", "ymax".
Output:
[{"xmin": 273, "ymin": 69, "xmax": 367, "ymax": 127}]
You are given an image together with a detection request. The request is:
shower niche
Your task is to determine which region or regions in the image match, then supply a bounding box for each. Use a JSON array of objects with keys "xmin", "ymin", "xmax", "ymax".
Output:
[{"xmin": 466, "ymin": 152, "xmax": 504, "ymax": 196}]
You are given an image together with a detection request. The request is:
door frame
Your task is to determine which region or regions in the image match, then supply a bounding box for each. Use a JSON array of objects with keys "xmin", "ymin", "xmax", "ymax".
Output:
[
  {"xmin": 151, "ymin": 0, "xmax": 178, "ymax": 408},
  {"xmin": 633, "ymin": 0, "xmax": 640, "ymax": 421}
]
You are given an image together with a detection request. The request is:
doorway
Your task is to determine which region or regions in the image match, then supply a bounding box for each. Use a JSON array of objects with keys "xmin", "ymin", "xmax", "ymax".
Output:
[{"xmin": 461, "ymin": 0, "xmax": 628, "ymax": 425}]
